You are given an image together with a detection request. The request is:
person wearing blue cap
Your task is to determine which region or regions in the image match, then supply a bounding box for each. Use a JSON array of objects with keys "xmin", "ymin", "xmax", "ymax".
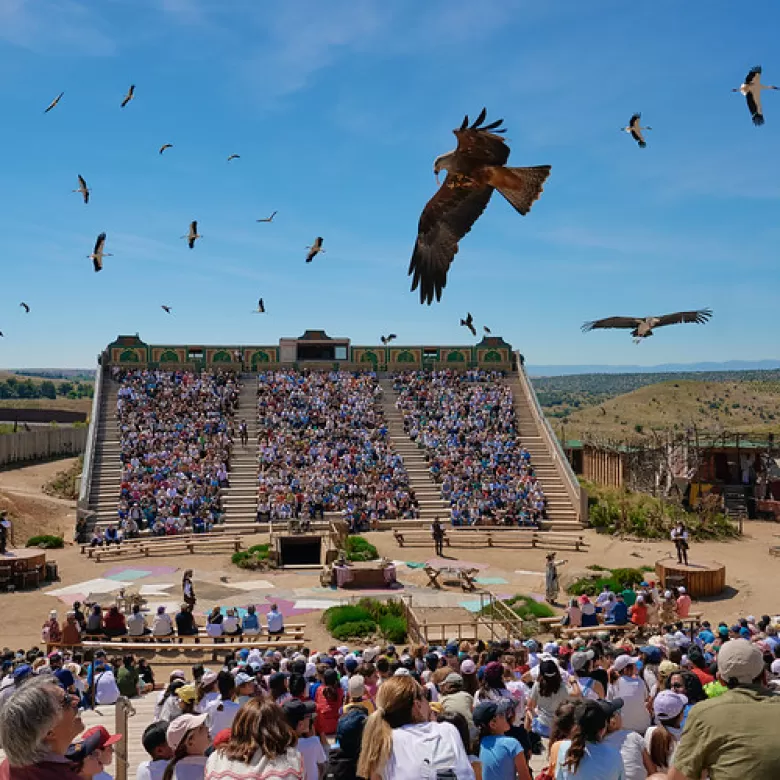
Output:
[
  {"xmin": 324, "ymin": 708, "xmax": 367, "ymax": 780},
  {"xmin": 473, "ymin": 700, "xmax": 531, "ymax": 780}
]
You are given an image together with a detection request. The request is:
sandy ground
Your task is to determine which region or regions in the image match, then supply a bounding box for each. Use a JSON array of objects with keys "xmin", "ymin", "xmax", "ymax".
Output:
[{"xmin": 1, "ymin": 459, "xmax": 779, "ymax": 653}]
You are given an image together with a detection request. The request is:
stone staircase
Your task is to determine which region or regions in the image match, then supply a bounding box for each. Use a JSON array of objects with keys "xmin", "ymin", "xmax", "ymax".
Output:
[
  {"xmin": 378, "ymin": 378, "xmax": 451, "ymax": 521},
  {"xmin": 219, "ymin": 374, "xmax": 260, "ymax": 530},
  {"xmin": 88, "ymin": 379, "xmax": 121, "ymax": 529}
]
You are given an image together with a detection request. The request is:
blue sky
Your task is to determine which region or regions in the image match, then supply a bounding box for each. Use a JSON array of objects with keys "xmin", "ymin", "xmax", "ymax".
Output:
[{"xmin": 0, "ymin": 0, "xmax": 779, "ymax": 368}]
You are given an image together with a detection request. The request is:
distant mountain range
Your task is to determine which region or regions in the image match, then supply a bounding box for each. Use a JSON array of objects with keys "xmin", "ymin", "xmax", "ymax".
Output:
[
  {"xmin": 7, "ymin": 368, "xmax": 96, "ymax": 380},
  {"xmin": 527, "ymin": 360, "xmax": 780, "ymax": 377}
]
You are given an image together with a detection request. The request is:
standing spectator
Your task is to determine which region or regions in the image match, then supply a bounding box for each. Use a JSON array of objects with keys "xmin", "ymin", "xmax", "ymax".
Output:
[
  {"xmin": 314, "ymin": 670, "xmax": 344, "ymax": 737},
  {"xmin": 545, "ymin": 553, "xmax": 566, "ymax": 605},
  {"xmin": 554, "ymin": 700, "xmax": 624, "ymax": 779},
  {"xmin": 182, "ymin": 572, "xmax": 196, "ymax": 610},
  {"xmin": 357, "ymin": 676, "xmax": 474, "ymax": 780},
  {"xmin": 204, "ymin": 698, "xmax": 304, "ymax": 780},
  {"xmin": 0, "ymin": 676, "xmax": 84, "ymax": 780},
  {"xmin": 669, "ymin": 639, "xmax": 780, "ymax": 780},
  {"xmin": 608, "ymin": 655, "xmax": 650, "ymax": 734},
  {"xmin": 431, "ymin": 518, "xmax": 445, "ymax": 557},
  {"xmin": 163, "ymin": 715, "xmax": 210, "ymax": 780},
  {"xmin": 473, "ymin": 700, "xmax": 532, "ymax": 780},
  {"xmin": 267, "ymin": 605, "xmax": 284, "ymax": 636},
  {"xmin": 137, "ymin": 722, "xmax": 174, "ymax": 780}
]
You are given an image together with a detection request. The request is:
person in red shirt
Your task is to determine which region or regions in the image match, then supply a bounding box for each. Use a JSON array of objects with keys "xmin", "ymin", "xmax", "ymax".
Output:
[
  {"xmin": 314, "ymin": 668, "xmax": 344, "ymax": 736},
  {"xmin": 686, "ymin": 646, "xmax": 714, "ymax": 685},
  {"xmin": 675, "ymin": 587, "xmax": 692, "ymax": 618},
  {"xmin": 630, "ymin": 595, "xmax": 648, "ymax": 627},
  {"xmin": 102, "ymin": 606, "xmax": 127, "ymax": 638}
]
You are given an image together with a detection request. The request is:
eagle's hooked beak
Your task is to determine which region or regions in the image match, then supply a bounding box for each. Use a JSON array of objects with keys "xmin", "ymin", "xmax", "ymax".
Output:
[{"xmin": 435, "ymin": 171, "xmax": 440, "ymax": 186}]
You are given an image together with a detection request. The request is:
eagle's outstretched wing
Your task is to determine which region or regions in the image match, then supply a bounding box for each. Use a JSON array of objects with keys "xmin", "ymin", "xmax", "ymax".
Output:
[
  {"xmin": 654, "ymin": 309, "xmax": 712, "ymax": 328},
  {"xmin": 409, "ymin": 181, "xmax": 494, "ymax": 304},
  {"xmin": 582, "ymin": 316, "xmax": 642, "ymax": 332},
  {"xmin": 451, "ymin": 109, "xmax": 511, "ymax": 170}
]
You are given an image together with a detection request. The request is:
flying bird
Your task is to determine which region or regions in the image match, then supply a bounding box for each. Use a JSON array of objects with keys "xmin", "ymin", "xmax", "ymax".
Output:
[
  {"xmin": 44, "ymin": 92, "xmax": 64, "ymax": 113},
  {"xmin": 582, "ymin": 309, "xmax": 713, "ymax": 343},
  {"xmin": 460, "ymin": 312, "xmax": 476, "ymax": 337},
  {"xmin": 409, "ymin": 109, "xmax": 551, "ymax": 304},
  {"xmin": 159, "ymin": 144, "xmax": 173, "ymax": 155},
  {"xmin": 88, "ymin": 233, "xmax": 112, "ymax": 272},
  {"xmin": 306, "ymin": 237, "xmax": 324, "ymax": 263},
  {"xmin": 257, "ymin": 211, "xmax": 278, "ymax": 223},
  {"xmin": 255, "ymin": 298, "xmax": 265, "ymax": 314},
  {"xmin": 161, "ymin": 305, "xmax": 172, "ymax": 314},
  {"xmin": 20, "ymin": 303, "xmax": 30, "ymax": 314},
  {"xmin": 483, "ymin": 325, "xmax": 491, "ymax": 335},
  {"xmin": 380, "ymin": 334, "xmax": 397, "ymax": 345},
  {"xmin": 73, "ymin": 174, "xmax": 90, "ymax": 204},
  {"xmin": 121, "ymin": 84, "xmax": 136, "ymax": 108},
  {"xmin": 0, "ymin": 331, "xmax": 3, "ymax": 337},
  {"xmin": 227, "ymin": 154, "xmax": 240, "ymax": 162},
  {"xmin": 733, "ymin": 66, "xmax": 778, "ymax": 126},
  {"xmin": 182, "ymin": 221, "xmax": 202, "ymax": 249},
  {"xmin": 622, "ymin": 113, "xmax": 651, "ymax": 147}
]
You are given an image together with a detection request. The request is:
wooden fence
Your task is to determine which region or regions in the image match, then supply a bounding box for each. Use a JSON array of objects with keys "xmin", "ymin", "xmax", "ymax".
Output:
[{"xmin": 0, "ymin": 427, "xmax": 87, "ymax": 468}]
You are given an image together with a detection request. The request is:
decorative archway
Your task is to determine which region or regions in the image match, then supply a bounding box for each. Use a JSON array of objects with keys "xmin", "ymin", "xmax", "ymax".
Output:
[
  {"xmin": 212, "ymin": 350, "xmax": 232, "ymax": 362},
  {"xmin": 483, "ymin": 350, "xmax": 502, "ymax": 362},
  {"xmin": 159, "ymin": 350, "xmax": 179, "ymax": 363},
  {"xmin": 446, "ymin": 350, "xmax": 466, "ymax": 362},
  {"xmin": 396, "ymin": 350, "xmax": 415, "ymax": 363},
  {"xmin": 360, "ymin": 351, "xmax": 378, "ymax": 364},
  {"xmin": 251, "ymin": 351, "xmax": 270, "ymax": 367},
  {"xmin": 119, "ymin": 349, "xmax": 140, "ymax": 362}
]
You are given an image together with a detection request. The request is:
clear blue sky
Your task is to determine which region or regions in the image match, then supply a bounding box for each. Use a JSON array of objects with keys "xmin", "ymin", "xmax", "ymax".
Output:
[{"xmin": 1, "ymin": 0, "xmax": 778, "ymax": 368}]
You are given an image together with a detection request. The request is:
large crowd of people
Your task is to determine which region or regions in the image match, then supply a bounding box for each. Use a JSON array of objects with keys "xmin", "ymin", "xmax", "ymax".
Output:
[
  {"xmin": 254, "ymin": 371, "xmax": 417, "ymax": 530},
  {"xmin": 3, "ymin": 607, "xmax": 780, "ymax": 780},
  {"xmin": 394, "ymin": 370, "xmax": 547, "ymax": 526},
  {"xmin": 102, "ymin": 369, "xmax": 238, "ymax": 539}
]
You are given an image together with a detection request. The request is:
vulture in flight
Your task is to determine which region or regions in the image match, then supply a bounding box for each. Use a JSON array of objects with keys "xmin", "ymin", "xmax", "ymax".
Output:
[
  {"xmin": 44, "ymin": 92, "xmax": 64, "ymax": 113},
  {"xmin": 121, "ymin": 84, "xmax": 136, "ymax": 108},
  {"xmin": 582, "ymin": 309, "xmax": 712, "ymax": 343},
  {"xmin": 409, "ymin": 109, "xmax": 551, "ymax": 304},
  {"xmin": 306, "ymin": 237, "xmax": 324, "ymax": 263},
  {"xmin": 622, "ymin": 113, "xmax": 651, "ymax": 148},
  {"xmin": 89, "ymin": 233, "xmax": 111, "ymax": 272},
  {"xmin": 159, "ymin": 144, "xmax": 173, "ymax": 155},
  {"xmin": 380, "ymin": 334, "xmax": 397, "ymax": 345},
  {"xmin": 161, "ymin": 305, "xmax": 172, "ymax": 314},
  {"xmin": 20, "ymin": 303, "xmax": 30, "ymax": 313},
  {"xmin": 460, "ymin": 312, "xmax": 476, "ymax": 337},
  {"xmin": 257, "ymin": 211, "xmax": 277, "ymax": 223},
  {"xmin": 182, "ymin": 221, "xmax": 202, "ymax": 249},
  {"xmin": 483, "ymin": 325, "xmax": 492, "ymax": 335},
  {"xmin": 733, "ymin": 66, "xmax": 778, "ymax": 126},
  {"xmin": 73, "ymin": 174, "xmax": 90, "ymax": 204}
]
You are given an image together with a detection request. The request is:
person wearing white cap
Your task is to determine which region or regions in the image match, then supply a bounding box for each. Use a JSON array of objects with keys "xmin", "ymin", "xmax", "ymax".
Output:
[
  {"xmin": 164, "ymin": 713, "xmax": 210, "ymax": 780},
  {"xmin": 668, "ymin": 639, "xmax": 780, "ymax": 780},
  {"xmin": 607, "ymin": 655, "xmax": 650, "ymax": 733},
  {"xmin": 645, "ymin": 690, "xmax": 687, "ymax": 772},
  {"xmin": 675, "ymin": 587, "xmax": 691, "ymax": 619}
]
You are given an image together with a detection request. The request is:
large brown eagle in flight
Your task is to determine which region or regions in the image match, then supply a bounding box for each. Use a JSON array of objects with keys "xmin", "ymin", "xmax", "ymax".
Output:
[{"xmin": 408, "ymin": 109, "xmax": 551, "ymax": 304}]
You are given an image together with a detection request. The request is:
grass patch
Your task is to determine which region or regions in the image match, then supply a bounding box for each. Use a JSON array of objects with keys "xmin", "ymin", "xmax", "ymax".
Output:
[
  {"xmin": 331, "ymin": 620, "xmax": 376, "ymax": 640},
  {"xmin": 26, "ymin": 535, "xmax": 64, "ymax": 549},
  {"xmin": 568, "ymin": 566, "xmax": 649, "ymax": 597},
  {"xmin": 344, "ymin": 536, "xmax": 379, "ymax": 562},
  {"xmin": 324, "ymin": 605, "xmax": 374, "ymax": 633},
  {"xmin": 42, "ymin": 456, "xmax": 83, "ymax": 501},
  {"xmin": 505, "ymin": 595, "xmax": 556, "ymax": 620},
  {"xmin": 323, "ymin": 598, "xmax": 407, "ymax": 642},
  {"xmin": 586, "ymin": 564, "xmax": 608, "ymax": 572},
  {"xmin": 378, "ymin": 614, "xmax": 408, "ymax": 643},
  {"xmin": 232, "ymin": 543, "xmax": 270, "ymax": 570}
]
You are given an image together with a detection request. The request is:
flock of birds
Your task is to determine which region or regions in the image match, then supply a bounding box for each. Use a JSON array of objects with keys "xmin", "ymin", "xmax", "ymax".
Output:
[{"xmin": 5, "ymin": 68, "xmax": 776, "ymax": 345}]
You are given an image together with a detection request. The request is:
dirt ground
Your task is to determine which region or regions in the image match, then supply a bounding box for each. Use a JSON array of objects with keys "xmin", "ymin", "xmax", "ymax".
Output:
[{"xmin": 1, "ymin": 459, "xmax": 779, "ymax": 651}]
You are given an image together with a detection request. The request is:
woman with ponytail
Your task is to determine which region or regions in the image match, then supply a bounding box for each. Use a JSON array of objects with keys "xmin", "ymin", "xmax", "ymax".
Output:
[
  {"xmin": 644, "ymin": 690, "xmax": 687, "ymax": 773},
  {"xmin": 554, "ymin": 700, "xmax": 623, "ymax": 779},
  {"xmin": 356, "ymin": 675, "xmax": 474, "ymax": 780},
  {"xmin": 163, "ymin": 714, "xmax": 210, "ymax": 780}
]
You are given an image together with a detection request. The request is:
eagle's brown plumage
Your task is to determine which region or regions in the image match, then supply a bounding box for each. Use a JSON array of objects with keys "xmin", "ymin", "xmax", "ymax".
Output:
[{"xmin": 409, "ymin": 109, "xmax": 551, "ymax": 304}]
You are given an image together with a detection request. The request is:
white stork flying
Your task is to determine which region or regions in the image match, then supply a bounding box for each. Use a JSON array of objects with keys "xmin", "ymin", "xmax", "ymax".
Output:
[
  {"xmin": 88, "ymin": 233, "xmax": 112, "ymax": 272},
  {"xmin": 380, "ymin": 334, "xmax": 397, "ymax": 345},
  {"xmin": 305, "ymin": 237, "xmax": 324, "ymax": 263},
  {"xmin": 582, "ymin": 309, "xmax": 712, "ymax": 343},
  {"xmin": 159, "ymin": 144, "xmax": 173, "ymax": 155},
  {"xmin": 44, "ymin": 92, "xmax": 64, "ymax": 113},
  {"xmin": 73, "ymin": 175, "xmax": 90, "ymax": 204},
  {"xmin": 182, "ymin": 221, "xmax": 202, "ymax": 249},
  {"xmin": 257, "ymin": 211, "xmax": 277, "ymax": 223},
  {"xmin": 255, "ymin": 298, "xmax": 265, "ymax": 314},
  {"xmin": 733, "ymin": 66, "xmax": 778, "ymax": 126},
  {"xmin": 622, "ymin": 113, "xmax": 651, "ymax": 148},
  {"xmin": 121, "ymin": 84, "xmax": 136, "ymax": 108},
  {"xmin": 460, "ymin": 312, "xmax": 476, "ymax": 337}
]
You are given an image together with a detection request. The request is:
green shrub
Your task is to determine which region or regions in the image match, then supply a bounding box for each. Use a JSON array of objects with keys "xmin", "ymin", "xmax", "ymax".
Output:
[
  {"xmin": 378, "ymin": 614, "xmax": 408, "ymax": 643},
  {"xmin": 331, "ymin": 620, "xmax": 377, "ymax": 640},
  {"xmin": 232, "ymin": 545, "xmax": 270, "ymax": 569},
  {"xmin": 345, "ymin": 536, "xmax": 379, "ymax": 562},
  {"xmin": 26, "ymin": 535, "xmax": 64, "ymax": 549},
  {"xmin": 586, "ymin": 564, "xmax": 608, "ymax": 572},
  {"xmin": 324, "ymin": 605, "xmax": 374, "ymax": 633},
  {"xmin": 506, "ymin": 595, "xmax": 555, "ymax": 620},
  {"xmin": 247, "ymin": 544, "xmax": 270, "ymax": 560},
  {"xmin": 356, "ymin": 597, "xmax": 405, "ymax": 621},
  {"xmin": 568, "ymin": 566, "xmax": 648, "ymax": 597}
]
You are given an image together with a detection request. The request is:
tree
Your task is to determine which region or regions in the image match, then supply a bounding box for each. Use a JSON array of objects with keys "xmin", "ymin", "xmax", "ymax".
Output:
[
  {"xmin": 40, "ymin": 381, "xmax": 57, "ymax": 400},
  {"xmin": 57, "ymin": 382, "xmax": 73, "ymax": 397}
]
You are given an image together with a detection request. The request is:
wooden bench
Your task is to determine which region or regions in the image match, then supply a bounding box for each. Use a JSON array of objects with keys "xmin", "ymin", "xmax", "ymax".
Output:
[
  {"xmin": 89, "ymin": 536, "xmax": 243, "ymax": 562},
  {"xmin": 538, "ymin": 616, "xmax": 565, "ymax": 638},
  {"xmin": 561, "ymin": 623, "xmax": 636, "ymax": 639},
  {"xmin": 447, "ymin": 529, "xmax": 588, "ymax": 552},
  {"xmin": 81, "ymin": 531, "xmax": 246, "ymax": 556},
  {"xmin": 393, "ymin": 529, "xmax": 448, "ymax": 548}
]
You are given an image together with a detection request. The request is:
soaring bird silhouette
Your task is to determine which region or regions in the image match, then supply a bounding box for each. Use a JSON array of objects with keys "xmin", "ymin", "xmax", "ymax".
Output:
[
  {"xmin": 44, "ymin": 92, "xmax": 64, "ymax": 113},
  {"xmin": 733, "ymin": 66, "xmax": 778, "ymax": 126},
  {"xmin": 121, "ymin": 84, "xmax": 136, "ymax": 108},
  {"xmin": 0, "ymin": 331, "xmax": 3, "ymax": 337},
  {"xmin": 622, "ymin": 113, "xmax": 652, "ymax": 148},
  {"xmin": 255, "ymin": 298, "xmax": 265, "ymax": 314},
  {"xmin": 257, "ymin": 211, "xmax": 277, "ymax": 223},
  {"xmin": 483, "ymin": 325, "xmax": 492, "ymax": 335},
  {"xmin": 380, "ymin": 334, "xmax": 397, "ymax": 345},
  {"xmin": 161, "ymin": 305, "xmax": 172, "ymax": 314},
  {"xmin": 460, "ymin": 312, "xmax": 476, "ymax": 337},
  {"xmin": 88, "ymin": 233, "xmax": 111, "ymax": 272},
  {"xmin": 227, "ymin": 154, "xmax": 240, "ymax": 162},
  {"xmin": 73, "ymin": 174, "xmax": 90, "ymax": 204},
  {"xmin": 182, "ymin": 221, "xmax": 202, "ymax": 249},
  {"xmin": 582, "ymin": 309, "xmax": 712, "ymax": 343},
  {"xmin": 306, "ymin": 237, "xmax": 325, "ymax": 263},
  {"xmin": 20, "ymin": 303, "xmax": 30, "ymax": 313},
  {"xmin": 409, "ymin": 109, "xmax": 551, "ymax": 304},
  {"xmin": 159, "ymin": 144, "xmax": 173, "ymax": 155}
]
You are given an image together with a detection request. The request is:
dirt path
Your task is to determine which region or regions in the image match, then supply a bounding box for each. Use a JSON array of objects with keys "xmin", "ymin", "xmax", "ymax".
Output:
[{"xmin": 0, "ymin": 457, "xmax": 79, "ymax": 503}]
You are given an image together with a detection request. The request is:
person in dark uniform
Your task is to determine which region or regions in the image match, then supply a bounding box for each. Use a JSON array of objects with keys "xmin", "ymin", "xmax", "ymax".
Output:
[
  {"xmin": 431, "ymin": 517, "xmax": 445, "ymax": 557},
  {"xmin": 0, "ymin": 511, "xmax": 10, "ymax": 554}
]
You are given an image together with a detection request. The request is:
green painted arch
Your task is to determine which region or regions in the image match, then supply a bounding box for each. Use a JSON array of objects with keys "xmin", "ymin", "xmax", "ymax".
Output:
[
  {"xmin": 360, "ymin": 351, "xmax": 378, "ymax": 364},
  {"xmin": 212, "ymin": 350, "xmax": 232, "ymax": 362},
  {"xmin": 119, "ymin": 349, "xmax": 140, "ymax": 362},
  {"xmin": 483, "ymin": 349, "xmax": 502, "ymax": 362},
  {"xmin": 250, "ymin": 351, "xmax": 271, "ymax": 366},
  {"xmin": 159, "ymin": 349, "xmax": 179, "ymax": 363},
  {"xmin": 446, "ymin": 350, "xmax": 466, "ymax": 362},
  {"xmin": 396, "ymin": 350, "xmax": 415, "ymax": 363}
]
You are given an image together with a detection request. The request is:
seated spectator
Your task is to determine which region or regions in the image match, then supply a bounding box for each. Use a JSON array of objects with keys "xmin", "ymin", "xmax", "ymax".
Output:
[
  {"xmin": 343, "ymin": 674, "xmax": 376, "ymax": 715},
  {"xmin": 62, "ymin": 612, "xmax": 83, "ymax": 646},
  {"xmin": 438, "ymin": 673, "xmax": 475, "ymax": 741},
  {"xmin": 554, "ymin": 700, "xmax": 624, "ymax": 779},
  {"xmin": 602, "ymin": 697, "xmax": 653, "ymax": 780},
  {"xmin": 675, "ymin": 587, "xmax": 691, "ymax": 618},
  {"xmin": 605, "ymin": 594, "xmax": 629, "ymax": 626},
  {"xmin": 474, "ymin": 700, "xmax": 532, "ymax": 780},
  {"xmin": 117, "ymin": 655, "xmax": 141, "ymax": 698},
  {"xmin": 65, "ymin": 730, "xmax": 107, "ymax": 780},
  {"xmin": 565, "ymin": 599, "xmax": 582, "ymax": 628},
  {"xmin": 241, "ymin": 606, "xmax": 260, "ymax": 636},
  {"xmin": 205, "ymin": 672, "xmax": 239, "ymax": 741},
  {"xmin": 206, "ymin": 608, "xmax": 224, "ymax": 640},
  {"xmin": 282, "ymin": 700, "xmax": 325, "ymax": 780},
  {"xmin": 222, "ymin": 609, "xmax": 242, "ymax": 638},
  {"xmin": 608, "ymin": 655, "xmax": 650, "ymax": 733},
  {"xmin": 646, "ymin": 690, "xmax": 687, "ymax": 773},
  {"xmin": 94, "ymin": 662, "xmax": 121, "ymax": 706},
  {"xmin": 103, "ymin": 607, "xmax": 127, "ymax": 638},
  {"xmin": 127, "ymin": 605, "xmax": 149, "ymax": 637},
  {"xmin": 630, "ymin": 596, "xmax": 649, "ymax": 628},
  {"xmin": 580, "ymin": 597, "xmax": 598, "ymax": 628},
  {"xmin": 164, "ymin": 714, "xmax": 210, "ymax": 780},
  {"xmin": 152, "ymin": 607, "xmax": 175, "ymax": 639},
  {"xmin": 137, "ymin": 722, "xmax": 174, "ymax": 780},
  {"xmin": 175, "ymin": 605, "xmax": 199, "ymax": 638},
  {"xmin": 41, "ymin": 611, "xmax": 62, "ymax": 644},
  {"xmin": 323, "ymin": 708, "xmax": 367, "ymax": 780},
  {"xmin": 267, "ymin": 605, "xmax": 284, "ymax": 636},
  {"xmin": 314, "ymin": 669, "xmax": 344, "ymax": 736}
]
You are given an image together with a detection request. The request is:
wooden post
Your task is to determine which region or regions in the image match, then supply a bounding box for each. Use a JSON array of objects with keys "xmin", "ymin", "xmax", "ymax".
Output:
[{"xmin": 114, "ymin": 697, "xmax": 134, "ymax": 780}]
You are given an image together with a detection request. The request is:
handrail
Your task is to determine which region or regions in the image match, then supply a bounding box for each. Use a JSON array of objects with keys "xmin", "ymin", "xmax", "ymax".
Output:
[
  {"xmin": 513, "ymin": 351, "xmax": 582, "ymax": 522},
  {"xmin": 78, "ymin": 353, "xmax": 106, "ymax": 511}
]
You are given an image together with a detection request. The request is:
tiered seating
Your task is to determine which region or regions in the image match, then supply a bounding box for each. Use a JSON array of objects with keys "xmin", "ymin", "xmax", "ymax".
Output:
[
  {"xmin": 393, "ymin": 369, "xmax": 547, "ymax": 526},
  {"xmin": 254, "ymin": 370, "xmax": 417, "ymax": 530}
]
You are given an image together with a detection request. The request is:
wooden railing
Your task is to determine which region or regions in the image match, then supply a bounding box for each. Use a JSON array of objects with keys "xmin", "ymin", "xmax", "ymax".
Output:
[{"xmin": 78, "ymin": 355, "xmax": 105, "ymax": 514}]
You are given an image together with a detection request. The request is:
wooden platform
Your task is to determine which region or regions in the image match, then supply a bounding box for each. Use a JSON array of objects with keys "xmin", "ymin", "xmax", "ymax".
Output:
[
  {"xmin": 1, "ymin": 547, "xmax": 47, "ymax": 570},
  {"xmin": 655, "ymin": 559, "xmax": 726, "ymax": 598}
]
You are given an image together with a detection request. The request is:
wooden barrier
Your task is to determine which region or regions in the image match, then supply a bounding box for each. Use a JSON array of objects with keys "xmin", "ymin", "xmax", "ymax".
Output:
[
  {"xmin": 87, "ymin": 536, "xmax": 243, "ymax": 562},
  {"xmin": 0, "ymin": 426, "xmax": 87, "ymax": 467},
  {"xmin": 393, "ymin": 528, "xmax": 587, "ymax": 552}
]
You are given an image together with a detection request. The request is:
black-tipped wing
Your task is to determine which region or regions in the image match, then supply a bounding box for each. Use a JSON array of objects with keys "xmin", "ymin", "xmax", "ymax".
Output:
[
  {"xmin": 121, "ymin": 85, "xmax": 135, "ymax": 107},
  {"xmin": 746, "ymin": 91, "xmax": 764, "ymax": 125},
  {"xmin": 78, "ymin": 175, "xmax": 89, "ymax": 203},
  {"xmin": 745, "ymin": 66, "xmax": 761, "ymax": 85},
  {"xmin": 452, "ymin": 111, "xmax": 511, "ymax": 171},
  {"xmin": 582, "ymin": 316, "xmax": 642, "ymax": 332},
  {"xmin": 654, "ymin": 309, "xmax": 713, "ymax": 328},
  {"xmin": 45, "ymin": 92, "xmax": 64, "ymax": 113},
  {"xmin": 629, "ymin": 113, "xmax": 641, "ymax": 127},
  {"xmin": 410, "ymin": 179, "xmax": 494, "ymax": 304},
  {"xmin": 20, "ymin": 303, "xmax": 29, "ymax": 313},
  {"xmin": 159, "ymin": 144, "xmax": 173, "ymax": 154}
]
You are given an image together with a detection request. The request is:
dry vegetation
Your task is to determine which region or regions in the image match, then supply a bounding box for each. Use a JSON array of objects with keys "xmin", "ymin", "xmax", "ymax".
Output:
[{"xmin": 557, "ymin": 380, "xmax": 780, "ymax": 440}]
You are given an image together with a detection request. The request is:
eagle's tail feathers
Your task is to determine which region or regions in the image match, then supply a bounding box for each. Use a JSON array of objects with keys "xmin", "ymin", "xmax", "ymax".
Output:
[{"xmin": 488, "ymin": 165, "xmax": 551, "ymax": 215}]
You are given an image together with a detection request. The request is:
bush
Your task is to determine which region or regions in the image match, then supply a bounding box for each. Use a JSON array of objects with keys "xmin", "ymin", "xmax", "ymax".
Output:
[
  {"xmin": 323, "ymin": 598, "xmax": 407, "ymax": 642},
  {"xmin": 331, "ymin": 620, "xmax": 377, "ymax": 640},
  {"xmin": 324, "ymin": 605, "xmax": 373, "ymax": 633},
  {"xmin": 26, "ymin": 535, "xmax": 64, "ymax": 549},
  {"xmin": 232, "ymin": 543, "xmax": 270, "ymax": 570},
  {"xmin": 378, "ymin": 614, "xmax": 408, "ymax": 643},
  {"xmin": 344, "ymin": 536, "xmax": 379, "ymax": 562},
  {"xmin": 506, "ymin": 595, "xmax": 555, "ymax": 620},
  {"xmin": 568, "ymin": 566, "xmax": 648, "ymax": 597},
  {"xmin": 247, "ymin": 544, "xmax": 270, "ymax": 560}
]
